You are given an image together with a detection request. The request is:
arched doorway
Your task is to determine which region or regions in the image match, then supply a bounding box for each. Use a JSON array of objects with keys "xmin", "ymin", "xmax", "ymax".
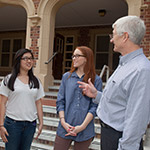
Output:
[
  {"xmin": 0, "ymin": 4, "xmax": 27, "ymax": 76},
  {"xmin": 53, "ymin": 0, "xmax": 128, "ymax": 79}
]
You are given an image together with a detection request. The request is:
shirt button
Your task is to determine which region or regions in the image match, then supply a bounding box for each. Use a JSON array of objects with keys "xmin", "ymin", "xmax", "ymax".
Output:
[{"xmin": 77, "ymin": 104, "xmax": 79, "ymax": 106}]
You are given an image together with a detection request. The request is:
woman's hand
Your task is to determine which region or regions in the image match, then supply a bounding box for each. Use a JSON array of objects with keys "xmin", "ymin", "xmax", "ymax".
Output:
[
  {"xmin": 60, "ymin": 119, "xmax": 76, "ymax": 136},
  {"xmin": 0, "ymin": 126, "xmax": 8, "ymax": 143},
  {"xmin": 35, "ymin": 99, "xmax": 43, "ymax": 140},
  {"xmin": 35, "ymin": 123, "xmax": 43, "ymax": 140},
  {"xmin": 65, "ymin": 125, "xmax": 84, "ymax": 137}
]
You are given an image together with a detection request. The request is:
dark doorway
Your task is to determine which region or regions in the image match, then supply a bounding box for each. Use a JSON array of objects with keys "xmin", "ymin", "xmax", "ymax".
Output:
[{"xmin": 52, "ymin": 33, "xmax": 64, "ymax": 79}]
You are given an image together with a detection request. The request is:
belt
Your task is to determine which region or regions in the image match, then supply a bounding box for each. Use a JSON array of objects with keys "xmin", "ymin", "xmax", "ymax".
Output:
[
  {"xmin": 100, "ymin": 120, "xmax": 123, "ymax": 135},
  {"xmin": 100, "ymin": 120, "xmax": 113, "ymax": 129},
  {"xmin": 6, "ymin": 116, "xmax": 36, "ymax": 123}
]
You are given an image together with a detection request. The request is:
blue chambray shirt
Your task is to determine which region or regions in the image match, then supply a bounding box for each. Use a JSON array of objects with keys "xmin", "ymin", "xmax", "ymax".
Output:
[
  {"xmin": 95, "ymin": 48, "xmax": 150, "ymax": 150},
  {"xmin": 56, "ymin": 71, "xmax": 102, "ymax": 142}
]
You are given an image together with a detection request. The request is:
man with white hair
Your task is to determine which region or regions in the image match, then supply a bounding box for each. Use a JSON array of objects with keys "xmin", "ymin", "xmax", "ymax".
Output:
[{"xmin": 78, "ymin": 16, "xmax": 150, "ymax": 150}]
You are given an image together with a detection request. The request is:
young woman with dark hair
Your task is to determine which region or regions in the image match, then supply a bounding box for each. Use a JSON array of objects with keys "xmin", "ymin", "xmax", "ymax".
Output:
[
  {"xmin": 0, "ymin": 48, "xmax": 45, "ymax": 150},
  {"xmin": 54, "ymin": 46, "xmax": 102, "ymax": 150}
]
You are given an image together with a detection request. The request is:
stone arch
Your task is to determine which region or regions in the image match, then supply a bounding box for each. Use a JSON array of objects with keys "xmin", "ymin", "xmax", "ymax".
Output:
[
  {"xmin": 0, "ymin": 0, "xmax": 35, "ymax": 49},
  {"xmin": 0, "ymin": 0, "xmax": 35, "ymax": 16},
  {"xmin": 33, "ymin": 0, "xmax": 75, "ymax": 91},
  {"xmin": 37, "ymin": 0, "xmax": 74, "ymax": 16},
  {"xmin": 125, "ymin": 0, "xmax": 141, "ymax": 16}
]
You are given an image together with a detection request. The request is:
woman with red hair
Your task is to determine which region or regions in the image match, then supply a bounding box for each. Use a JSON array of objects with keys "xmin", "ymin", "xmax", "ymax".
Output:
[{"xmin": 54, "ymin": 46, "xmax": 102, "ymax": 150}]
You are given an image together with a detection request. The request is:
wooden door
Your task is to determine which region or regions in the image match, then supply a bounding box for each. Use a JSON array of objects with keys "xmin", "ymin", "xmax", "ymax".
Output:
[{"xmin": 52, "ymin": 33, "xmax": 64, "ymax": 79}]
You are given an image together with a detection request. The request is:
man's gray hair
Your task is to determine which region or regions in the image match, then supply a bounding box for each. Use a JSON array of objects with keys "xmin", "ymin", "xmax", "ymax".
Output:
[{"xmin": 112, "ymin": 16, "xmax": 146, "ymax": 45}]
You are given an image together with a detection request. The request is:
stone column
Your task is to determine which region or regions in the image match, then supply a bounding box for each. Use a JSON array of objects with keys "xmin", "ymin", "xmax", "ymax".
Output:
[
  {"xmin": 125, "ymin": 0, "xmax": 142, "ymax": 16},
  {"xmin": 31, "ymin": 0, "xmax": 75, "ymax": 91}
]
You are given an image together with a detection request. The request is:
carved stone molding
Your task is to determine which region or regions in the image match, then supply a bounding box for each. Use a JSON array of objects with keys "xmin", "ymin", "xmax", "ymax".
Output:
[
  {"xmin": 141, "ymin": 4, "xmax": 150, "ymax": 10},
  {"xmin": 28, "ymin": 15, "xmax": 41, "ymax": 26}
]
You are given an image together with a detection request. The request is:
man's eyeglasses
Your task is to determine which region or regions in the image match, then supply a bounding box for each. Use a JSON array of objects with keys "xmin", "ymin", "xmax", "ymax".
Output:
[
  {"xmin": 109, "ymin": 34, "xmax": 113, "ymax": 39},
  {"xmin": 21, "ymin": 57, "xmax": 34, "ymax": 61},
  {"xmin": 72, "ymin": 54, "xmax": 85, "ymax": 59},
  {"xmin": 109, "ymin": 32, "xmax": 125, "ymax": 39}
]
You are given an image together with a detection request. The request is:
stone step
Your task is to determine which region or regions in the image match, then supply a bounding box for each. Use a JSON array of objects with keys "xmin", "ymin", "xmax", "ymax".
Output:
[
  {"xmin": 43, "ymin": 105, "xmax": 99, "ymax": 119},
  {"xmin": 42, "ymin": 105, "xmax": 101, "ymax": 127},
  {"xmin": 0, "ymin": 129, "xmax": 100, "ymax": 150},
  {"xmin": 41, "ymin": 106, "xmax": 101, "ymax": 139},
  {"xmin": 0, "ymin": 106, "xmax": 101, "ymax": 150},
  {"xmin": 48, "ymin": 85, "xmax": 60, "ymax": 92},
  {"xmin": 53, "ymin": 80, "xmax": 61, "ymax": 86},
  {"xmin": 48, "ymin": 81, "xmax": 106, "ymax": 91},
  {"xmin": 0, "ymin": 84, "xmax": 102, "ymax": 150},
  {"xmin": 41, "ymin": 116, "xmax": 101, "ymax": 136},
  {"xmin": 0, "ymin": 139, "xmax": 53, "ymax": 150},
  {"xmin": 31, "ymin": 142, "xmax": 53, "ymax": 150},
  {"xmin": 44, "ymin": 92, "xmax": 58, "ymax": 99},
  {"xmin": 34, "ymin": 129, "xmax": 100, "ymax": 150},
  {"xmin": 43, "ymin": 105, "xmax": 57, "ymax": 114}
]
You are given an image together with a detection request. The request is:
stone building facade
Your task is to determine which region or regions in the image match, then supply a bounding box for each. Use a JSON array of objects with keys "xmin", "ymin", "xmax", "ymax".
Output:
[{"xmin": 0, "ymin": 0, "xmax": 149, "ymax": 91}]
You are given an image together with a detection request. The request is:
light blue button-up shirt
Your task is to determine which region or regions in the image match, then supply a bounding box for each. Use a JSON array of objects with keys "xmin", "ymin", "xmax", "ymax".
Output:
[
  {"xmin": 95, "ymin": 48, "xmax": 150, "ymax": 150},
  {"xmin": 56, "ymin": 71, "xmax": 102, "ymax": 142}
]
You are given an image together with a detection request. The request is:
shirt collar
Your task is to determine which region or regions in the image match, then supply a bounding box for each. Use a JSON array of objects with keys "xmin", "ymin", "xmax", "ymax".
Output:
[
  {"xmin": 119, "ymin": 48, "xmax": 143, "ymax": 66},
  {"xmin": 71, "ymin": 71, "xmax": 84, "ymax": 78},
  {"xmin": 71, "ymin": 71, "xmax": 78, "ymax": 77}
]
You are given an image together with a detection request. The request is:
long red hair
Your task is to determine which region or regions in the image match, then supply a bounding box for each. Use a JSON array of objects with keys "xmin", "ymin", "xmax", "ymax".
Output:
[{"xmin": 69, "ymin": 46, "xmax": 96, "ymax": 84}]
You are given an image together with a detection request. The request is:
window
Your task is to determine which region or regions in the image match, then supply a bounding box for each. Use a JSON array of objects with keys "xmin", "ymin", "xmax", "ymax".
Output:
[
  {"xmin": 63, "ymin": 36, "xmax": 74, "ymax": 73},
  {"xmin": 95, "ymin": 35, "xmax": 120, "ymax": 73},
  {"xmin": 95, "ymin": 35, "xmax": 110, "ymax": 70},
  {"xmin": 0, "ymin": 38, "xmax": 24, "ymax": 67}
]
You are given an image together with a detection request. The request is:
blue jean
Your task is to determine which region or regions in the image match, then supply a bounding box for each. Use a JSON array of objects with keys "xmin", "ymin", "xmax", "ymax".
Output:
[{"xmin": 4, "ymin": 116, "xmax": 36, "ymax": 150}]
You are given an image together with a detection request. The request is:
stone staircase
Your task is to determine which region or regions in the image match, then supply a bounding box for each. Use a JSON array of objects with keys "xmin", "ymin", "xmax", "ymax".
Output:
[
  {"xmin": 0, "ymin": 107, "xmax": 101, "ymax": 150},
  {"xmin": 0, "ymin": 79, "xmax": 101, "ymax": 150}
]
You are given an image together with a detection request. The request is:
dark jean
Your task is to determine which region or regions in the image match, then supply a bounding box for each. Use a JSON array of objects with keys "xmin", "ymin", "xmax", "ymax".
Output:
[
  {"xmin": 101, "ymin": 123, "xmax": 143, "ymax": 150},
  {"xmin": 4, "ymin": 116, "xmax": 36, "ymax": 150}
]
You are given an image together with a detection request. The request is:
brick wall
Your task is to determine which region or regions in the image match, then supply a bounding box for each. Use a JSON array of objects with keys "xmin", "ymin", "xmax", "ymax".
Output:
[
  {"xmin": 28, "ymin": 1, "xmax": 41, "ymax": 65},
  {"xmin": 78, "ymin": 28, "xmax": 90, "ymax": 46},
  {"xmin": 32, "ymin": 0, "xmax": 41, "ymax": 12},
  {"xmin": 30, "ymin": 26, "xmax": 40, "ymax": 62},
  {"xmin": 140, "ymin": 0, "xmax": 150, "ymax": 57}
]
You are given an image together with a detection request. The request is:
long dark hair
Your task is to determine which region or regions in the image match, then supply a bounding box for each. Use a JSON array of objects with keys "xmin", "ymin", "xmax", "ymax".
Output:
[
  {"xmin": 69, "ymin": 46, "xmax": 96, "ymax": 84},
  {"xmin": 4, "ymin": 48, "xmax": 39, "ymax": 91}
]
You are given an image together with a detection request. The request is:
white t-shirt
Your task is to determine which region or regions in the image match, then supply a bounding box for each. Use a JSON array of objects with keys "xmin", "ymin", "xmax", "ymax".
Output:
[{"xmin": 0, "ymin": 76, "xmax": 45, "ymax": 121}]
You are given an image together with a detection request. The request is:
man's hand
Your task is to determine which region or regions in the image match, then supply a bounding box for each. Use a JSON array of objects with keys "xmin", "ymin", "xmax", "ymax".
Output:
[{"xmin": 78, "ymin": 78, "xmax": 97, "ymax": 98}]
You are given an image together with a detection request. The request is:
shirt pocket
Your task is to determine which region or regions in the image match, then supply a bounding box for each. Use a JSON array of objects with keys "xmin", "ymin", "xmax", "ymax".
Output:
[{"xmin": 104, "ymin": 79, "xmax": 119, "ymax": 102}]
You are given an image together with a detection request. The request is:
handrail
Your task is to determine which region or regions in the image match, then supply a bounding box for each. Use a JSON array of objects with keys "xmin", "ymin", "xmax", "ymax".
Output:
[
  {"xmin": 99, "ymin": 65, "xmax": 110, "ymax": 82},
  {"xmin": 45, "ymin": 52, "xmax": 58, "ymax": 64}
]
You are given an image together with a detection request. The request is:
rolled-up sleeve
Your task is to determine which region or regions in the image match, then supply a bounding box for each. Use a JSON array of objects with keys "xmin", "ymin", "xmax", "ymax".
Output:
[
  {"xmin": 56, "ymin": 75, "xmax": 66, "ymax": 113},
  {"xmin": 88, "ymin": 76, "xmax": 102, "ymax": 116},
  {"xmin": 92, "ymin": 91, "xmax": 102, "ymax": 104}
]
